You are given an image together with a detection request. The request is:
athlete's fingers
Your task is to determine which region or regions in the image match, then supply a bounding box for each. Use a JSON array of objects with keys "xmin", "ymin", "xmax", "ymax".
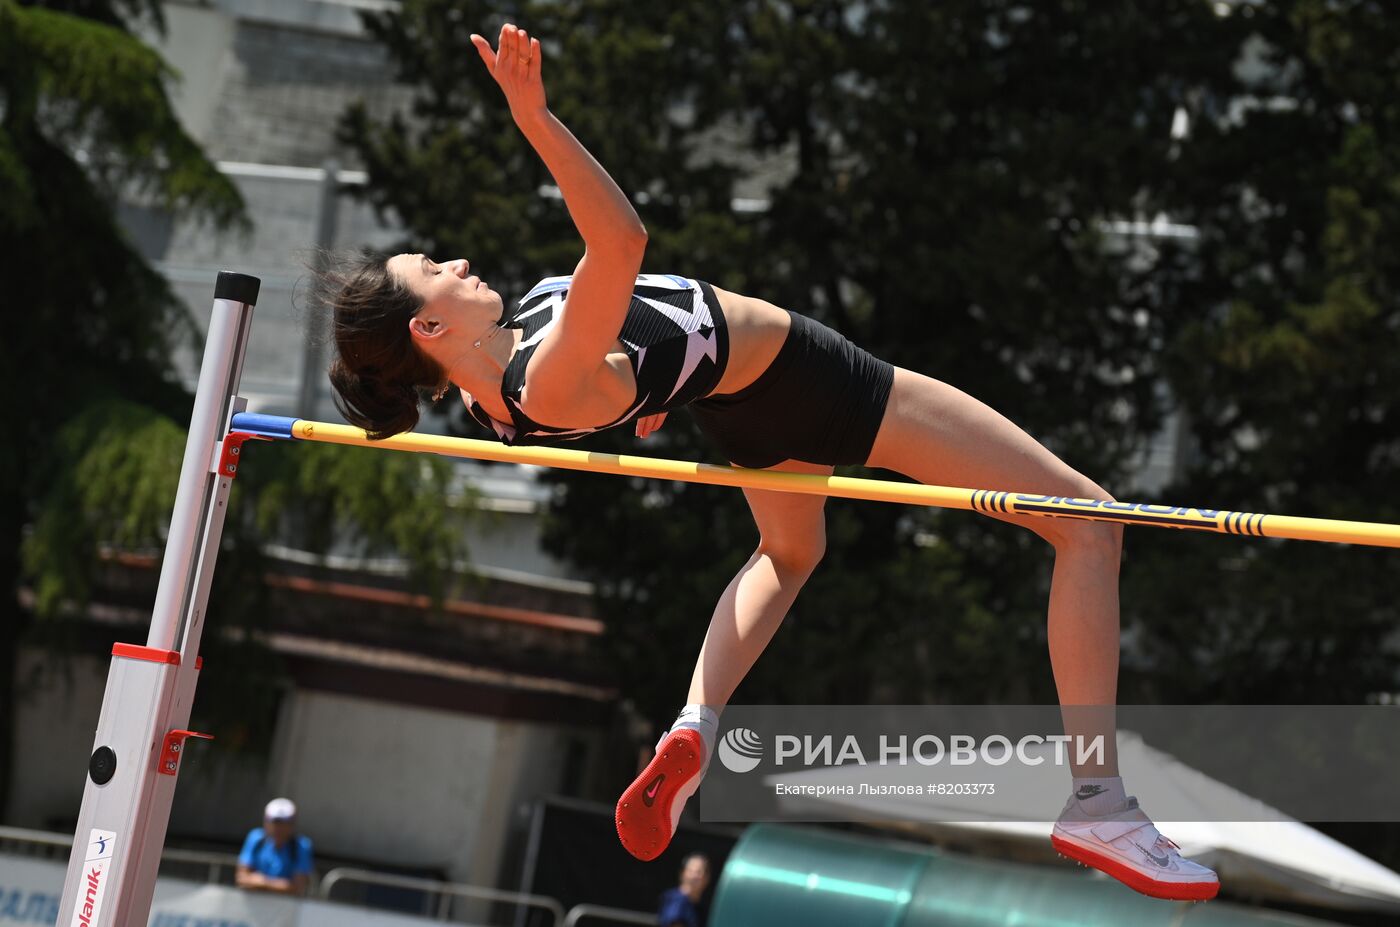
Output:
[
  {"xmin": 517, "ymin": 28, "xmax": 531, "ymax": 78},
  {"xmin": 498, "ymin": 23, "xmax": 515, "ymax": 72},
  {"xmin": 530, "ymin": 37, "xmax": 542, "ymax": 80},
  {"xmin": 636, "ymin": 412, "xmax": 666, "ymax": 438},
  {"xmin": 469, "ymin": 33, "xmax": 496, "ymax": 70}
]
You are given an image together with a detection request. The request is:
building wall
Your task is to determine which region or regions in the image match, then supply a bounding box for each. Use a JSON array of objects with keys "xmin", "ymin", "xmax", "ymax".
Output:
[
  {"xmin": 156, "ymin": 3, "xmax": 237, "ymax": 142},
  {"xmin": 203, "ymin": 16, "xmax": 412, "ymax": 168},
  {"xmin": 145, "ymin": 2, "xmax": 416, "ymax": 420},
  {"xmin": 9, "ymin": 648, "xmax": 598, "ymax": 888},
  {"xmin": 9, "ymin": 652, "xmax": 110, "ymax": 833}
]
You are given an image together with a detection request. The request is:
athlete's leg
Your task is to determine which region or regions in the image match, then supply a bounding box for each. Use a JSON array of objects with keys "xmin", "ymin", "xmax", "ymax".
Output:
[
  {"xmin": 616, "ymin": 458, "xmax": 832, "ymax": 862},
  {"xmin": 686, "ymin": 458, "xmax": 835, "ymax": 707},
  {"xmin": 864, "ymin": 366, "xmax": 1124, "ymax": 777},
  {"xmin": 865, "ymin": 367, "xmax": 1218, "ymax": 900}
]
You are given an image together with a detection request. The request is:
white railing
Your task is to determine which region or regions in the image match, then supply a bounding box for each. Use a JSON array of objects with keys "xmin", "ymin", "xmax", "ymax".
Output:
[
  {"xmin": 562, "ymin": 903, "xmax": 655, "ymax": 927},
  {"xmin": 0, "ymin": 825, "xmax": 72, "ymax": 855},
  {"xmin": 0, "ymin": 825, "xmax": 323, "ymax": 890},
  {"xmin": 320, "ymin": 867, "xmax": 566, "ymax": 925},
  {"xmin": 0, "ymin": 824, "xmax": 243, "ymax": 883},
  {"xmin": 2, "ymin": 826, "xmax": 654, "ymax": 927}
]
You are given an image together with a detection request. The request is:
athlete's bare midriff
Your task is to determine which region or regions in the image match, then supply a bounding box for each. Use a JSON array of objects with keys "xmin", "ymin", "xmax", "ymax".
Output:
[
  {"xmin": 705, "ymin": 284, "xmax": 791, "ymax": 396},
  {"xmin": 481, "ymin": 283, "xmax": 791, "ymax": 429}
]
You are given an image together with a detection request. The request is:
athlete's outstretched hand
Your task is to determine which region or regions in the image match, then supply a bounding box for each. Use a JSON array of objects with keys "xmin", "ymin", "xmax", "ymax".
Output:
[
  {"xmin": 635, "ymin": 412, "xmax": 666, "ymax": 440},
  {"xmin": 471, "ymin": 24, "xmax": 547, "ymax": 116}
]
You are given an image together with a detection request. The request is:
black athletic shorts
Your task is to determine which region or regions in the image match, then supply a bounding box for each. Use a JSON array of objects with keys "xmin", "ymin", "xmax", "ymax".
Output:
[{"xmin": 688, "ymin": 310, "xmax": 896, "ymax": 469}]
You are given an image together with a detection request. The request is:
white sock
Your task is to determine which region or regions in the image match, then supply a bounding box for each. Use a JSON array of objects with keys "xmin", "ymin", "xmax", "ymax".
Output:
[
  {"xmin": 663, "ymin": 704, "xmax": 719, "ymax": 772},
  {"xmin": 1072, "ymin": 776, "xmax": 1127, "ymax": 815}
]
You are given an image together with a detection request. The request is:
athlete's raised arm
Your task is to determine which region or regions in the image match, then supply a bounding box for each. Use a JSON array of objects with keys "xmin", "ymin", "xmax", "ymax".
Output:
[{"xmin": 471, "ymin": 24, "xmax": 646, "ymax": 415}]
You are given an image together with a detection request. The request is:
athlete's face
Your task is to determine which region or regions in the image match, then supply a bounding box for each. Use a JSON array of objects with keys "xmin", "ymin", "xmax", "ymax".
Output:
[
  {"xmin": 389, "ymin": 252, "xmax": 506, "ymax": 369},
  {"xmin": 390, "ymin": 252, "xmax": 503, "ymax": 326}
]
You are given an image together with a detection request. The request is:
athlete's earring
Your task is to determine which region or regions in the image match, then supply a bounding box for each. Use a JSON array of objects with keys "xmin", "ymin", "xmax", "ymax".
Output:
[{"xmin": 432, "ymin": 382, "xmax": 450, "ymax": 402}]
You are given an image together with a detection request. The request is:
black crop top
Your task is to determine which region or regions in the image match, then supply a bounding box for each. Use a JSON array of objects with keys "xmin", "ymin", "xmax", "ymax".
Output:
[{"xmin": 465, "ymin": 274, "xmax": 730, "ymax": 445}]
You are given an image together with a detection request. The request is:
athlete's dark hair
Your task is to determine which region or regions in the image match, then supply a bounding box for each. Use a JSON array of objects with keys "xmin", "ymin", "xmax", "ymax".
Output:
[{"xmin": 314, "ymin": 251, "xmax": 445, "ymax": 440}]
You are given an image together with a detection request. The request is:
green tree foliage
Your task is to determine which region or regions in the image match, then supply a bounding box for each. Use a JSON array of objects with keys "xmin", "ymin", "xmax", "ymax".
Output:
[
  {"xmin": 3, "ymin": 1, "xmax": 473, "ymax": 812},
  {"xmin": 25, "ymin": 0, "xmax": 1396, "ymax": 882},
  {"xmin": 1, "ymin": 0, "xmax": 244, "ymax": 813},
  {"xmin": 343, "ymin": 0, "xmax": 1227, "ymax": 723},
  {"xmin": 346, "ymin": 0, "xmax": 1399, "ymax": 866},
  {"xmin": 1124, "ymin": 0, "xmax": 1400, "ymax": 702},
  {"xmin": 342, "ymin": 1, "xmax": 746, "ymax": 296},
  {"xmin": 22, "ymin": 399, "xmax": 470, "ymax": 751}
]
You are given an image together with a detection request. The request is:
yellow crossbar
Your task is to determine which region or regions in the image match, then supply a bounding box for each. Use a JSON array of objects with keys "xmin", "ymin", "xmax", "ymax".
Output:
[{"xmin": 279, "ymin": 419, "xmax": 1400, "ymax": 549}]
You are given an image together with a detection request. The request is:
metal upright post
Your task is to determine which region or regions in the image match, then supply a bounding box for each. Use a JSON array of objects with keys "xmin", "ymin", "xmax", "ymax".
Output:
[{"xmin": 56, "ymin": 272, "xmax": 260, "ymax": 927}]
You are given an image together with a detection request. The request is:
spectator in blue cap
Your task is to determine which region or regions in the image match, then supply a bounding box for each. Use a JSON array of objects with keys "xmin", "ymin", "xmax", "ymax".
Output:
[{"xmin": 236, "ymin": 798, "xmax": 314, "ymax": 895}]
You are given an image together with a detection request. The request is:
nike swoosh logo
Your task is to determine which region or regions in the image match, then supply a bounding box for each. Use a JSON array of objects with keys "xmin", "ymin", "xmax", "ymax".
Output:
[
  {"xmin": 1076, "ymin": 785, "xmax": 1107, "ymax": 800},
  {"xmin": 1136, "ymin": 842, "xmax": 1171, "ymax": 867},
  {"xmin": 642, "ymin": 774, "xmax": 665, "ymax": 807}
]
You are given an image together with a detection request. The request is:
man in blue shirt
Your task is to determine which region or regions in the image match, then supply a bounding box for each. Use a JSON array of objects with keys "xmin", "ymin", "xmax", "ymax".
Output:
[
  {"xmin": 657, "ymin": 853, "xmax": 710, "ymax": 927},
  {"xmin": 236, "ymin": 798, "xmax": 315, "ymax": 895}
]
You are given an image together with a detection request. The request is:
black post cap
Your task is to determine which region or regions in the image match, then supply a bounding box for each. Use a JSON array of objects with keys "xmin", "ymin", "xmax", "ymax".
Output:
[{"xmin": 214, "ymin": 272, "xmax": 261, "ymax": 306}]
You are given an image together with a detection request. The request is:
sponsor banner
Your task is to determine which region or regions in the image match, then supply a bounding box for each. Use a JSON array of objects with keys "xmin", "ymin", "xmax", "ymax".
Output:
[
  {"xmin": 298, "ymin": 901, "xmax": 452, "ymax": 927},
  {"xmin": 0, "ymin": 857, "xmax": 63, "ymax": 925},
  {"xmin": 699, "ymin": 705, "xmax": 1400, "ymax": 823},
  {"xmin": 0, "ymin": 856, "xmax": 440, "ymax": 927}
]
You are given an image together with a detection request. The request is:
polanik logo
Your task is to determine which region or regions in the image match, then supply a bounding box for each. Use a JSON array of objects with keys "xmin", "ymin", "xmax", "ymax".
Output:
[{"xmin": 717, "ymin": 727, "xmax": 763, "ymax": 773}]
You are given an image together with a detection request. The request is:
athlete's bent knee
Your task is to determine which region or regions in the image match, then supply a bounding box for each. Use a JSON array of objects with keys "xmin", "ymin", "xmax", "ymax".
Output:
[
  {"xmin": 1052, "ymin": 482, "xmax": 1123, "ymax": 554},
  {"xmin": 758, "ymin": 530, "xmax": 826, "ymax": 577}
]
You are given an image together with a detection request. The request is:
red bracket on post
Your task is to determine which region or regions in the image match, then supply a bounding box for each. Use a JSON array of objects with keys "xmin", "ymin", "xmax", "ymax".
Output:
[
  {"xmin": 159, "ymin": 730, "xmax": 214, "ymax": 777},
  {"xmin": 217, "ymin": 432, "xmax": 268, "ymax": 480}
]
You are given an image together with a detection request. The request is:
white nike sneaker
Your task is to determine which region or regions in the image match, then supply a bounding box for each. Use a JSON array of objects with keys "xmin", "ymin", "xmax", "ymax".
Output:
[{"xmin": 1052, "ymin": 795, "xmax": 1220, "ymax": 901}]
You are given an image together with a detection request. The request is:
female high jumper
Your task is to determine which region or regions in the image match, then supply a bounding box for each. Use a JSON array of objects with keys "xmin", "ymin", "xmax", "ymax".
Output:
[{"xmin": 324, "ymin": 24, "xmax": 1218, "ymax": 902}]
